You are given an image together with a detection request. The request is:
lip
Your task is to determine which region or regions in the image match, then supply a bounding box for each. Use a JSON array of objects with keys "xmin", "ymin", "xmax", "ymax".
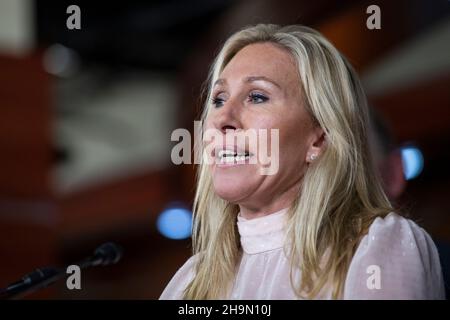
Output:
[
  {"xmin": 216, "ymin": 158, "xmax": 251, "ymax": 167},
  {"xmin": 213, "ymin": 145, "xmax": 255, "ymax": 167}
]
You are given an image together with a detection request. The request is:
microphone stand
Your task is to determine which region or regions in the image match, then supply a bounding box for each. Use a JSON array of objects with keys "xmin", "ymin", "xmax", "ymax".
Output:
[
  {"xmin": 0, "ymin": 267, "xmax": 65, "ymax": 300},
  {"xmin": 0, "ymin": 242, "xmax": 122, "ymax": 300}
]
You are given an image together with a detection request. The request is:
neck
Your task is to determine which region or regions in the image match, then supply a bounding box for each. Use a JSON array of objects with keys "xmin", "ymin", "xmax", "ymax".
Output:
[
  {"xmin": 238, "ymin": 174, "xmax": 302, "ymax": 220},
  {"xmin": 238, "ymin": 189, "xmax": 297, "ymax": 220},
  {"xmin": 239, "ymin": 204, "xmax": 292, "ymax": 220}
]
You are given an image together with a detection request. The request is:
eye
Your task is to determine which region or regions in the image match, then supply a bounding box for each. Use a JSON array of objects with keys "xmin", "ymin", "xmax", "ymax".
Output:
[
  {"xmin": 248, "ymin": 92, "xmax": 269, "ymax": 104},
  {"xmin": 211, "ymin": 97, "xmax": 224, "ymax": 108},
  {"xmin": 211, "ymin": 94, "xmax": 226, "ymax": 108}
]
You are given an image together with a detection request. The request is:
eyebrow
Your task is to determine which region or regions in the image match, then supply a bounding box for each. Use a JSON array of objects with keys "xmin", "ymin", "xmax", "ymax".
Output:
[{"xmin": 213, "ymin": 76, "xmax": 281, "ymax": 89}]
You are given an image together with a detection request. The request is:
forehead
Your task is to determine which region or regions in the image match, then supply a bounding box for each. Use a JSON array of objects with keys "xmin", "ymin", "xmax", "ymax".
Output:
[{"xmin": 219, "ymin": 42, "xmax": 299, "ymax": 86}]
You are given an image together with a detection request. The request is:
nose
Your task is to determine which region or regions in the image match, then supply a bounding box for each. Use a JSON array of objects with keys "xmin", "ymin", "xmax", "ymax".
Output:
[{"xmin": 211, "ymin": 98, "xmax": 242, "ymax": 134}]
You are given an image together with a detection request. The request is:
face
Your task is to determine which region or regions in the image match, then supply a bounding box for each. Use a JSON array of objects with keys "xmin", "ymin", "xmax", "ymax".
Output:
[{"xmin": 205, "ymin": 42, "xmax": 324, "ymax": 216}]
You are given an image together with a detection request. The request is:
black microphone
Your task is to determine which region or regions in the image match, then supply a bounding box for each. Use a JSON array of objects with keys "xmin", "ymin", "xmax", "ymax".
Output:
[
  {"xmin": 0, "ymin": 242, "xmax": 123, "ymax": 300},
  {"xmin": 0, "ymin": 267, "xmax": 62, "ymax": 299},
  {"xmin": 78, "ymin": 242, "xmax": 123, "ymax": 268}
]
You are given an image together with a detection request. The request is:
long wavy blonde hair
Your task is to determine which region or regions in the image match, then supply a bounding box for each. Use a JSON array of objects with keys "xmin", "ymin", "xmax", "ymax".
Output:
[{"xmin": 184, "ymin": 24, "xmax": 392, "ymax": 299}]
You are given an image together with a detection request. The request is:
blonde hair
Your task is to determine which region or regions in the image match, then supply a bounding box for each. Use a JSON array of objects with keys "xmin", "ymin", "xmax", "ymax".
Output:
[{"xmin": 184, "ymin": 24, "xmax": 392, "ymax": 299}]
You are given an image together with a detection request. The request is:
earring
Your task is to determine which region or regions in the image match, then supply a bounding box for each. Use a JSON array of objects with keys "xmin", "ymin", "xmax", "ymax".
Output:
[{"xmin": 309, "ymin": 154, "xmax": 317, "ymax": 161}]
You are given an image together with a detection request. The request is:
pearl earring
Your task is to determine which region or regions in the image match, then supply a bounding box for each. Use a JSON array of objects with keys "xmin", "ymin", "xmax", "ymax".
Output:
[{"xmin": 309, "ymin": 154, "xmax": 317, "ymax": 161}]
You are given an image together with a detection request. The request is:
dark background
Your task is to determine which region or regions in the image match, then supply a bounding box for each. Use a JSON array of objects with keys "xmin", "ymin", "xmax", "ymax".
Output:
[{"xmin": 0, "ymin": 0, "xmax": 449, "ymax": 299}]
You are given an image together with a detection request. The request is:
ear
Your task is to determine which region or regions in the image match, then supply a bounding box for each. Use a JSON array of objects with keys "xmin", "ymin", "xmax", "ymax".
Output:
[{"xmin": 306, "ymin": 126, "xmax": 326, "ymax": 163}]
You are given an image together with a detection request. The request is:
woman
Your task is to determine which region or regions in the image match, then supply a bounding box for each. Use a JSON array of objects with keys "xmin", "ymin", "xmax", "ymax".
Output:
[{"xmin": 160, "ymin": 24, "xmax": 445, "ymax": 299}]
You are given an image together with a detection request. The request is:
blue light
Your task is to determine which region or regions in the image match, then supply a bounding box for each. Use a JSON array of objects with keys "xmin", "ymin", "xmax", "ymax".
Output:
[
  {"xmin": 401, "ymin": 146, "xmax": 424, "ymax": 180},
  {"xmin": 157, "ymin": 207, "xmax": 192, "ymax": 240}
]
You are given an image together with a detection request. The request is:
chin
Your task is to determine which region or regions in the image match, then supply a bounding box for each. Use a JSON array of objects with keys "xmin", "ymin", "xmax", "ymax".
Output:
[
  {"xmin": 212, "ymin": 171, "xmax": 258, "ymax": 203},
  {"xmin": 213, "ymin": 188, "xmax": 242, "ymax": 203}
]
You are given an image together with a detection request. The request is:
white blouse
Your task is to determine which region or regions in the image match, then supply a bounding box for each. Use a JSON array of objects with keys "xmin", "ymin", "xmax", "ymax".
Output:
[{"xmin": 159, "ymin": 209, "xmax": 445, "ymax": 299}]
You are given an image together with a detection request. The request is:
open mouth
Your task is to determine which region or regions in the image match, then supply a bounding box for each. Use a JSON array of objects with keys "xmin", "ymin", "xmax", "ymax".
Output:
[{"xmin": 217, "ymin": 149, "xmax": 252, "ymax": 164}]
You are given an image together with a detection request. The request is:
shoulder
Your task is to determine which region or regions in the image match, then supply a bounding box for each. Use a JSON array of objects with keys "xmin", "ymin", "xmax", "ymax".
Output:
[
  {"xmin": 159, "ymin": 254, "xmax": 198, "ymax": 300},
  {"xmin": 344, "ymin": 212, "xmax": 445, "ymax": 299}
]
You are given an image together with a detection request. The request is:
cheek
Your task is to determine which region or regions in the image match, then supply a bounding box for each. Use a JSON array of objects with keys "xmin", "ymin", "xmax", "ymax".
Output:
[
  {"xmin": 277, "ymin": 120, "xmax": 310, "ymax": 168},
  {"xmin": 204, "ymin": 114, "xmax": 214, "ymax": 130},
  {"xmin": 246, "ymin": 114, "xmax": 305, "ymax": 159}
]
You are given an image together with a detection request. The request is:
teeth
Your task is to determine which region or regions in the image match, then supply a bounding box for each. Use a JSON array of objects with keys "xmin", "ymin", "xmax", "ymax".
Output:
[
  {"xmin": 222, "ymin": 156, "xmax": 236, "ymax": 163},
  {"xmin": 218, "ymin": 150, "xmax": 235, "ymax": 158},
  {"xmin": 217, "ymin": 149, "xmax": 251, "ymax": 164},
  {"xmin": 218, "ymin": 153, "xmax": 250, "ymax": 164}
]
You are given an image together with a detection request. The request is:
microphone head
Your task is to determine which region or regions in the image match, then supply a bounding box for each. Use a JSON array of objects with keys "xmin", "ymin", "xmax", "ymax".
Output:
[{"xmin": 93, "ymin": 242, "xmax": 123, "ymax": 266}]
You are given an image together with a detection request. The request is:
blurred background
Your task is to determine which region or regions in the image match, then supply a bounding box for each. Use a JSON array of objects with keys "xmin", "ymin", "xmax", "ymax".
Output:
[{"xmin": 0, "ymin": 0, "xmax": 449, "ymax": 299}]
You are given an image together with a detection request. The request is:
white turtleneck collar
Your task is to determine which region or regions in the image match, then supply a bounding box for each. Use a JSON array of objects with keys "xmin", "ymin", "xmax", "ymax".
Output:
[{"xmin": 236, "ymin": 208, "xmax": 290, "ymax": 254}]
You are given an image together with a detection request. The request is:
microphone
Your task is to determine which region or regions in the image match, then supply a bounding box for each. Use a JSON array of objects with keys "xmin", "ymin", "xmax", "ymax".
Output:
[
  {"xmin": 0, "ymin": 242, "xmax": 123, "ymax": 300},
  {"xmin": 0, "ymin": 267, "xmax": 62, "ymax": 299},
  {"xmin": 78, "ymin": 242, "xmax": 123, "ymax": 268}
]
